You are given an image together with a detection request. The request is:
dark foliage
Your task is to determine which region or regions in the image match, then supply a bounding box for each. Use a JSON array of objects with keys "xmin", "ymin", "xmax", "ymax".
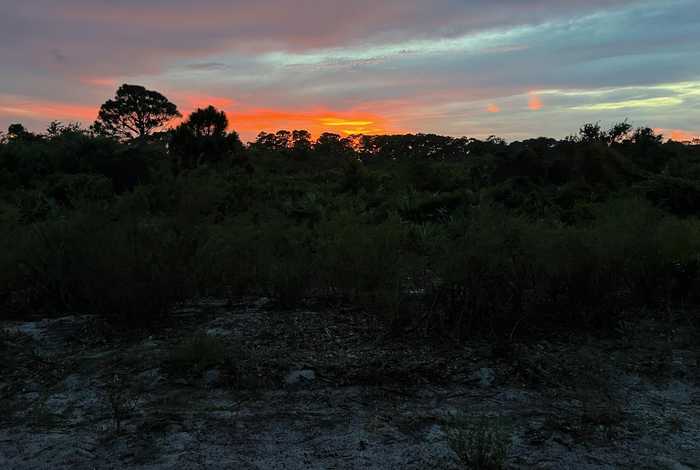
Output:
[
  {"xmin": 2, "ymin": 99, "xmax": 700, "ymax": 336},
  {"xmin": 170, "ymin": 106, "xmax": 244, "ymax": 170},
  {"xmin": 94, "ymin": 84, "xmax": 181, "ymax": 140}
]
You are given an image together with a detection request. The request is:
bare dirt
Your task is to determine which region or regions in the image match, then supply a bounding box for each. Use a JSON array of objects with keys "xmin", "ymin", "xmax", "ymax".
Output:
[{"xmin": 1, "ymin": 299, "xmax": 698, "ymax": 469}]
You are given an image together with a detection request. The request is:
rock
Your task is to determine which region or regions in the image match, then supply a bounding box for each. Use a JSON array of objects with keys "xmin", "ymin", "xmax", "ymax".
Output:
[
  {"xmin": 206, "ymin": 327, "xmax": 231, "ymax": 337},
  {"xmin": 655, "ymin": 457, "xmax": 693, "ymax": 470},
  {"xmin": 474, "ymin": 367, "xmax": 496, "ymax": 387},
  {"xmin": 23, "ymin": 381, "xmax": 42, "ymax": 393},
  {"xmin": 285, "ymin": 369, "xmax": 315, "ymax": 385},
  {"xmin": 61, "ymin": 374, "xmax": 82, "ymax": 392},
  {"xmin": 136, "ymin": 368, "xmax": 164, "ymax": 391},
  {"xmin": 425, "ymin": 424, "xmax": 447, "ymax": 443},
  {"xmin": 204, "ymin": 369, "xmax": 222, "ymax": 388},
  {"xmin": 15, "ymin": 321, "xmax": 45, "ymax": 340}
]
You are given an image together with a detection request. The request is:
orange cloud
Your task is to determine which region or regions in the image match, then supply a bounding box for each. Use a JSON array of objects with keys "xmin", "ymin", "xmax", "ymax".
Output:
[
  {"xmin": 654, "ymin": 128, "xmax": 700, "ymax": 142},
  {"xmin": 669, "ymin": 129, "xmax": 699, "ymax": 142},
  {"xmin": 0, "ymin": 95, "xmax": 97, "ymax": 122},
  {"xmin": 229, "ymin": 107, "xmax": 396, "ymax": 140},
  {"xmin": 164, "ymin": 93, "xmax": 237, "ymax": 128},
  {"xmin": 528, "ymin": 94, "xmax": 543, "ymax": 111},
  {"xmin": 486, "ymin": 103, "xmax": 501, "ymax": 113},
  {"xmin": 178, "ymin": 94, "xmax": 235, "ymax": 112},
  {"xmin": 0, "ymin": 92, "xmax": 398, "ymax": 141},
  {"xmin": 80, "ymin": 77, "xmax": 119, "ymax": 88}
]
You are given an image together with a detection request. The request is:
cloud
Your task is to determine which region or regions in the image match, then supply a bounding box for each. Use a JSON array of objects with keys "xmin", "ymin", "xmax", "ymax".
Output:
[
  {"xmin": 656, "ymin": 129, "xmax": 700, "ymax": 142},
  {"xmin": 80, "ymin": 77, "xmax": 120, "ymax": 88},
  {"xmin": 2, "ymin": 0, "xmax": 699, "ymax": 140},
  {"xmin": 176, "ymin": 94, "xmax": 235, "ymax": 112},
  {"xmin": 487, "ymin": 104, "xmax": 501, "ymax": 113},
  {"xmin": 49, "ymin": 49, "xmax": 68, "ymax": 64},
  {"xmin": 0, "ymin": 95, "xmax": 97, "ymax": 122},
  {"xmin": 528, "ymin": 95, "xmax": 543, "ymax": 111},
  {"xmin": 572, "ymin": 97, "xmax": 684, "ymax": 111},
  {"xmin": 183, "ymin": 62, "xmax": 229, "ymax": 71},
  {"xmin": 229, "ymin": 107, "xmax": 398, "ymax": 139}
]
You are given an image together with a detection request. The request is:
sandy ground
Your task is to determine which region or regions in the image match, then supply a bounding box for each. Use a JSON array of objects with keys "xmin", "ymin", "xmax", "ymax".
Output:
[{"xmin": 1, "ymin": 299, "xmax": 698, "ymax": 469}]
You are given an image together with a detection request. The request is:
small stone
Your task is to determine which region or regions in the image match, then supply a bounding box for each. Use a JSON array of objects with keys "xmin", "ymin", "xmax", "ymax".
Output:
[
  {"xmin": 204, "ymin": 369, "xmax": 222, "ymax": 388},
  {"xmin": 426, "ymin": 424, "xmax": 446, "ymax": 443},
  {"xmin": 23, "ymin": 381, "xmax": 42, "ymax": 393},
  {"xmin": 474, "ymin": 367, "xmax": 496, "ymax": 387},
  {"xmin": 655, "ymin": 457, "xmax": 693, "ymax": 470},
  {"xmin": 137, "ymin": 368, "xmax": 163, "ymax": 391},
  {"xmin": 62, "ymin": 374, "xmax": 82, "ymax": 392},
  {"xmin": 285, "ymin": 369, "xmax": 315, "ymax": 385}
]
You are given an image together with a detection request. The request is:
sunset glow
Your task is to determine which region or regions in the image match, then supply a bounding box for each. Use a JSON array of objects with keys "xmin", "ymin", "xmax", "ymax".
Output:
[
  {"xmin": 0, "ymin": 1, "xmax": 698, "ymax": 140},
  {"xmin": 528, "ymin": 95, "xmax": 543, "ymax": 111},
  {"xmin": 655, "ymin": 128, "xmax": 700, "ymax": 142},
  {"xmin": 0, "ymin": 95, "xmax": 99, "ymax": 122},
  {"xmin": 228, "ymin": 109, "xmax": 394, "ymax": 137}
]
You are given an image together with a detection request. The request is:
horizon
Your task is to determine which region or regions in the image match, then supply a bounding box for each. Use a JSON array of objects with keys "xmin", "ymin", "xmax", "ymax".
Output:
[{"xmin": 1, "ymin": 1, "xmax": 699, "ymax": 142}]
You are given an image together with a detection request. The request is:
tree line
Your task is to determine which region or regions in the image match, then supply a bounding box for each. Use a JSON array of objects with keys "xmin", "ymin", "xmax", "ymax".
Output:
[{"xmin": 1, "ymin": 83, "xmax": 700, "ymax": 338}]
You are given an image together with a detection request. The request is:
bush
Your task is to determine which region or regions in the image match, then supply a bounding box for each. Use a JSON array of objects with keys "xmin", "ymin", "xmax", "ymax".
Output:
[
  {"xmin": 446, "ymin": 415, "xmax": 511, "ymax": 470},
  {"xmin": 195, "ymin": 215, "xmax": 316, "ymax": 307},
  {"xmin": 3, "ymin": 119, "xmax": 700, "ymax": 340},
  {"xmin": 168, "ymin": 334, "xmax": 227, "ymax": 374},
  {"xmin": 428, "ymin": 198, "xmax": 700, "ymax": 338},
  {"xmin": 2, "ymin": 213, "xmax": 198, "ymax": 325},
  {"xmin": 641, "ymin": 175, "xmax": 700, "ymax": 216},
  {"xmin": 316, "ymin": 212, "xmax": 408, "ymax": 323}
]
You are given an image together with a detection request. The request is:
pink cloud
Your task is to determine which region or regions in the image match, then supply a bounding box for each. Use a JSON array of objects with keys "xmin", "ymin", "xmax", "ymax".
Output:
[
  {"xmin": 655, "ymin": 128, "xmax": 700, "ymax": 142},
  {"xmin": 0, "ymin": 94, "xmax": 97, "ymax": 122},
  {"xmin": 80, "ymin": 77, "xmax": 119, "ymax": 88},
  {"xmin": 176, "ymin": 94, "xmax": 235, "ymax": 112},
  {"xmin": 528, "ymin": 94, "xmax": 543, "ymax": 111}
]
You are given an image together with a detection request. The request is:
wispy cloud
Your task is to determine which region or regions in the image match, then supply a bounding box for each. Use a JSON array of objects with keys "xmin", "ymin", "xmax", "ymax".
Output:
[
  {"xmin": 1, "ymin": 0, "xmax": 698, "ymax": 140},
  {"xmin": 0, "ymin": 94, "xmax": 98, "ymax": 122},
  {"xmin": 573, "ymin": 97, "xmax": 684, "ymax": 111}
]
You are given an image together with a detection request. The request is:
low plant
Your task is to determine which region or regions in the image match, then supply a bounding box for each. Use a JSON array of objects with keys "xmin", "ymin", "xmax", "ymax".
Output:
[
  {"xmin": 445, "ymin": 414, "xmax": 512, "ymax": 470},
  {"xmin": 167, "ymin": 333, "xmax": 227, "ymax": 375},
  {"xmin": 106, "ymin": 373, "xmax": 137, "ymax": 434}
]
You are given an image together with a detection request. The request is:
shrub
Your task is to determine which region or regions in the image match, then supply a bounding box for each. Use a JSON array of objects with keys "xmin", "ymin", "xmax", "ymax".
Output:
[
  {"xmin": 3, "ymin": 213, "xmax": 197, "ymax": 325},
  {"xmin": 316, "ymin": 212, "xmax": 408, "ymax": 323},
  {"xmin": 196, "ymin": 215, "xmax": 315, "ymax": 307},
  {"xmin": 168, "ymin": 334, "xmax": 227, "ymax": 374},
  {"xmin": 432, "ymin": 207, "xmax": 534, "ymax": 337},
  {"xmin": 446, "ymin": 415, "xmax": 511, "ymax": 470},
  {"xmin": 428, "ymin": 198, "xmax": 700, "ymax": 337},
  {"xmin": 641, "ymin": 175, "xmax": 700, "ymax": 217}
]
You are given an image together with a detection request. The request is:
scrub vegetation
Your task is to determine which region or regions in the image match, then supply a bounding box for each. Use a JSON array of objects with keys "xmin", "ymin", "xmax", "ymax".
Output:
[{"xmin": 2, "ymin": 84, "xmax": 700, "ymax": 340}]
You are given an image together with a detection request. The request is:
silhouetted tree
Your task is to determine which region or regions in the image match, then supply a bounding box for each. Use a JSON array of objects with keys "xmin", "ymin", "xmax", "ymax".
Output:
[
  {"xmin": 253, "ymin": 131, "xmax": 278, "ymax": 151},
  {"xmin": 7, "ymin": 123, "xmax": 30, "ymax": 140},
  {"xmin": 46, "ymin": 121, "xmax": 83, "ymax": 139},
  {"xmin": 633, "ymin": 127, "xmax": 663, "ymax": 146},
  {"xmin": 186, "ymin": 105, "xmax": 228, "ymax": 137},
  {"xmin": 315, "ymin": 132, "xmax": 353, "ymax": 158},
  {"xmin": 291, "ymin": 130, "xmax": 312, "ymax": 158},
  {"xmin": 579, "ymin": 122, "xmax": 606, "ymax": 144},
  {"xmin": 94, "ymin": 84, "xmax": 180, "ymax": 140},
  {"xmin": 170, "ymin": 105, "xmax": 242, "ymax": 169},
  {"xmin": 274, "ymin": 130, "xmax": 292, "ymax": 150},
  {"xmin": 607, "ymin": 121, "xmax": 632, "ymax": 144}
]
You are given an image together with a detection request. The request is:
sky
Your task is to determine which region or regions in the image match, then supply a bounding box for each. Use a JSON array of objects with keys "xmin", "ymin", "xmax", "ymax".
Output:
[{"xmin": 1, "ymin": 0, "xmax": 699, "ymax": 142}]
